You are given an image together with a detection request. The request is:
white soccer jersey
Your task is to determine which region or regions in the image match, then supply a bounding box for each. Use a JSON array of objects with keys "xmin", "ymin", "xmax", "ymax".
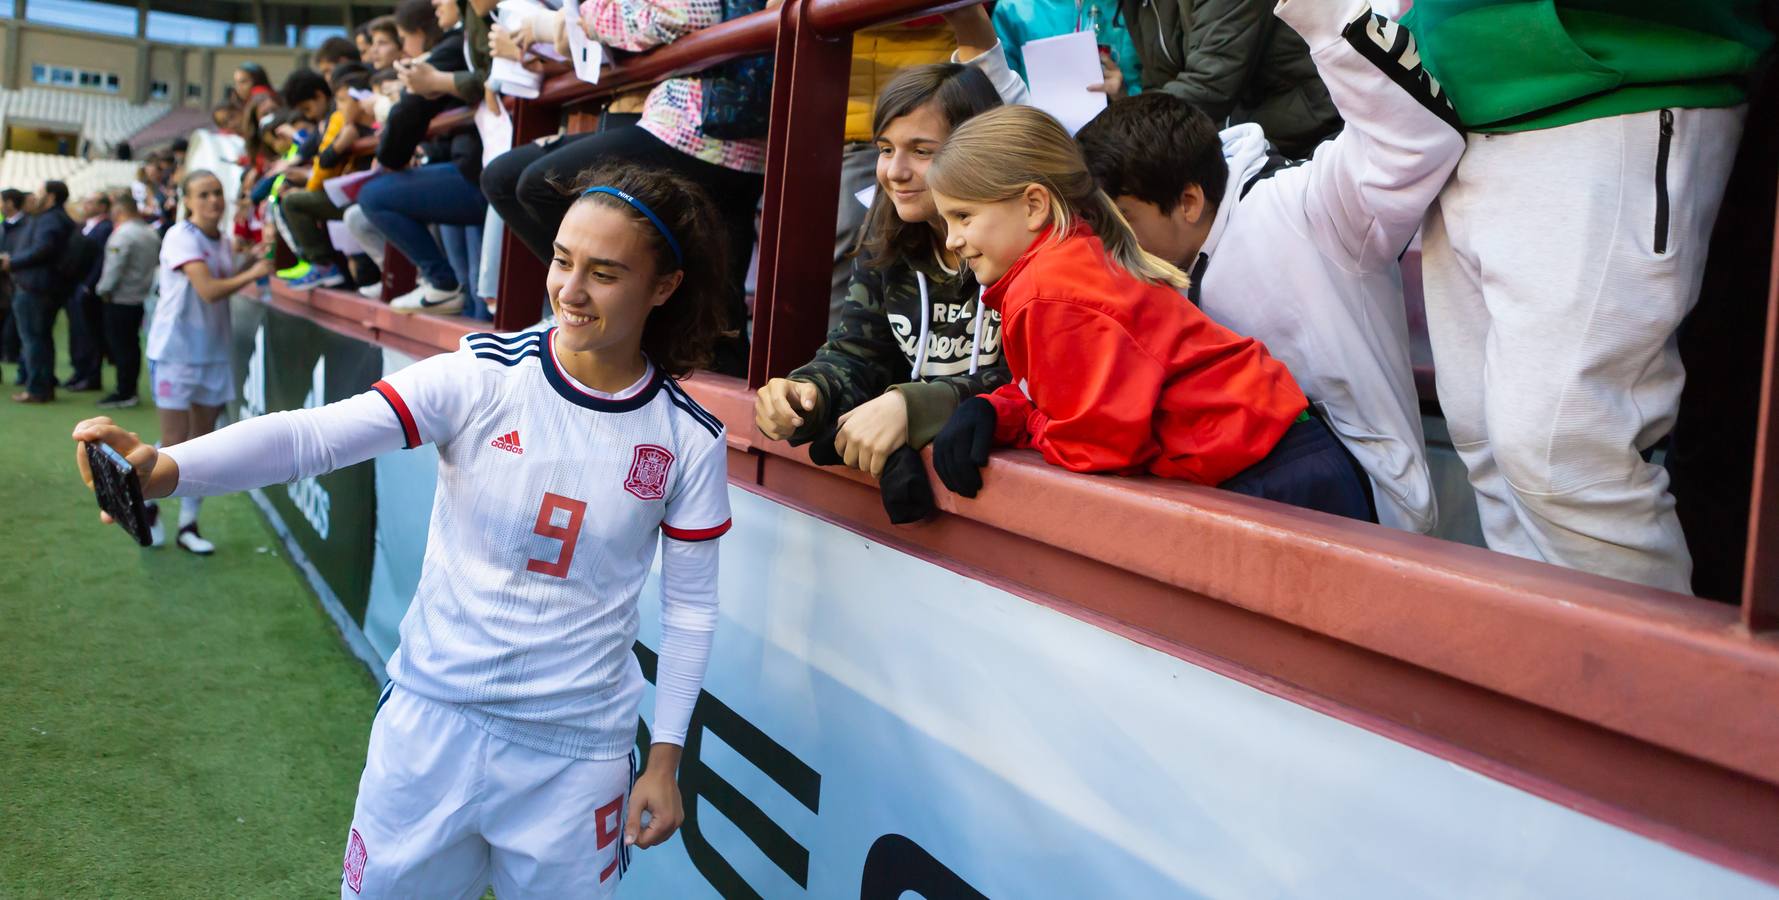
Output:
[
  {"xmin": 147, "ymin": 220, "xmax": 236, "ymax": 364},
  {"xmin": 161, "ymin": 326, "xmax": 729, "ymax": 761},
  {"xmin": 368, "ymin": 328, "xmax": 732, "ymax": 760}
]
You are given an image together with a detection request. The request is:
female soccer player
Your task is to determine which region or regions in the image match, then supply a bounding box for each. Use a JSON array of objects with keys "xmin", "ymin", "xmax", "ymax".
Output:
[
  {"xmin": 146, "ymin": 169, "xmax": 276, "ymax": 552},
  {"xmin": 73, "ymin": 162, "xmax": 734, "ymax": 898}
]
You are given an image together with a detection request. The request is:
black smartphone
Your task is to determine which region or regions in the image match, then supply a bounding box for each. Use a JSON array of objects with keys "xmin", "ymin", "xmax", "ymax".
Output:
[{"xmin": 85, "ymin": 441, "xmax": 153, "ymax": 547}]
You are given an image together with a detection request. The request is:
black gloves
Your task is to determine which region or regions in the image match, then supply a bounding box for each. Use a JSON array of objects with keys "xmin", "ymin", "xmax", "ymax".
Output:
[
  {"xmin": 808, "ymin": 424, "xmax": 935, "ymax": 524},
  {"xmin": 806, "ymin": 422, "xmax": 843, "ymax": 467},
  {"xmin": 804, "ymin": 400, "xmax": 993, "ymax": 521},
  {"xmin": 878, "ymin": 446, "xmax": 936, "ymax": 524},
  {"xmin": 932, "ymin": 397, "xmax": 997, "ymax": 498}
]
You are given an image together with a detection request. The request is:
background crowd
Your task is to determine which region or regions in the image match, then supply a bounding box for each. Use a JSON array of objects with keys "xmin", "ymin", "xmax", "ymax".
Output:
[{"xmin": 8, "ymin": 0, "xmax": 1775, "ymax": 600}]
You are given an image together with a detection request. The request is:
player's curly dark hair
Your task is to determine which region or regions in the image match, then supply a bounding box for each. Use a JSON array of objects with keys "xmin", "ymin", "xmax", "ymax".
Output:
[{"xmin": 558, "ymin": 162, "xmax": 733, "ymax": 378}]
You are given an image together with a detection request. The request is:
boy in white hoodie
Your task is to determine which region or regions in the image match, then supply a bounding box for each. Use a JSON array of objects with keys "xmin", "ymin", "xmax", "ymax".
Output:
[{"xmin": 1075, "ymin": 0, "xmax": 1463, "ymax": 534}]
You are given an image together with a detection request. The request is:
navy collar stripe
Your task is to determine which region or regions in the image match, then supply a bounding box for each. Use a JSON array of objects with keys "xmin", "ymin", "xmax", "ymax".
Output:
[{"xmin": 538, "ymin": 328, "xmax": 665, "ymax": 413}]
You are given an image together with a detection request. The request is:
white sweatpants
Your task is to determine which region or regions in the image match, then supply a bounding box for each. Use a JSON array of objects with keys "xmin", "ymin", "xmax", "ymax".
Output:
[
  {"xmin": 341, "ymin": 684, "xmax": 635, "ymax": 899},
  {"xmin": 1422, "ymin": 105, "xmax": 1744, "ymax": 593}
]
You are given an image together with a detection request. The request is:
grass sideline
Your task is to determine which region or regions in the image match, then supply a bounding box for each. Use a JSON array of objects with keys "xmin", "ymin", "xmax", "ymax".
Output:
[{"xmin": 0, "ymin": 326, "xmax": 377, "ymax": 897}]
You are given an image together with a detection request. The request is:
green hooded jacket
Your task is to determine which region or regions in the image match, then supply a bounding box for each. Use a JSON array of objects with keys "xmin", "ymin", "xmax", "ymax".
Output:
[
  {"xmin": 1401, "ymin": 0, "xmax": 1772, "ymax": 133},
  {"xmin": 789, "ymin": 253, "xmax": 1009, "ymax": 450}
]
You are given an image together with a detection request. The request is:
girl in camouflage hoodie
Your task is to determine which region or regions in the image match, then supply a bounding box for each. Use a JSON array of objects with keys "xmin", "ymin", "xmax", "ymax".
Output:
[{"xmin": 754, "ymin": 62, "xmax": 1013, "ymax": 524}]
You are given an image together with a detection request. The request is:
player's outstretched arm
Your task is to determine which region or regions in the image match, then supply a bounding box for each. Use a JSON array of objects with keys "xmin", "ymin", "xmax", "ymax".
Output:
[{"xmin": 72, "ymin": 389, "xmax": 413, "ymax": 511}]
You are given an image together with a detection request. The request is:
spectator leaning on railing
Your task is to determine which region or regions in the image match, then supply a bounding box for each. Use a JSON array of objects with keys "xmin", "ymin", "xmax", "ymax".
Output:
[
  {"xmin": 483, "ymin": 0, "xmax": 769, "ymax": 372},
  {"xmin": 926, "ymin": 106, "xmax": 1372, "ymax": 521},
  {"xmin": 821, "ymin": 16, "xmax": 960, "ymax": 326},
  {"xmin": 396, "ymin": 0, "xmax": 445, "ymax": 58},
  {"xmin": 755, "ymin": 19, "xmax": 1027, "ymax": 525},
  {"xmin": 365, "ymin": 16, "xmax": 405, "ymax": 69},
  {"xmin": 1074, "ymin": 0, "xmax": 1464, "ymax": 533},
  {"xmin": 358, "ymin": 0, "xmax": 494, "ymax": 317},
  {"xmin": 279, "ymin": 63, "xmax": 379, "ymax": 292},
  {"xmin": 315, "ymin": 35, "xmax": 364, "ymax": 80}
]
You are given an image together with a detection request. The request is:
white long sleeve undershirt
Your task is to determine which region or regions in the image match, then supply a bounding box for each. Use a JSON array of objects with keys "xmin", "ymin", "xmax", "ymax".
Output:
[
  {"xmin": 163, "ymin": 390, "xmax": 406, "ymax": 498},
  {"xmin": 160, "ymin": 388, "xmax": 720, "ymax": 750},
  {"xmin": 652, "ymin": 535, "xmax": 719, "ymax": 747}
]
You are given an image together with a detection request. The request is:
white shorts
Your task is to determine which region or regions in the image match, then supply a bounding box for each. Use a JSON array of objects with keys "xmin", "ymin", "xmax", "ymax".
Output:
[
  {"xmin": 150, "ymin": 361, "xmax": 234, "ymax": 411},
  {"xmin": 341, "ymin": 684, "xmax": 635, "ymax": 899}
]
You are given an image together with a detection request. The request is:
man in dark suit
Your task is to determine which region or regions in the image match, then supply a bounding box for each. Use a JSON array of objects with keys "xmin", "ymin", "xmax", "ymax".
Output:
[
  {"xmin": 8, "ymin": 180, "xmax": 76, "ymax": 403},
  {"xmin": 65, "ymin": 192, "xmax": 113, "ymax": 392},
  {"xmin": 0, "ymin": 189, "xmax": 28, "ymax": 377}
]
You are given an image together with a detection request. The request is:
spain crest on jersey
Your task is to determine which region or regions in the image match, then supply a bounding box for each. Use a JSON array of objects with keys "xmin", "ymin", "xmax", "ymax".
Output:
[{"xmin": 625, "ymin": 445, "xmax": 675, "ymax": 500}]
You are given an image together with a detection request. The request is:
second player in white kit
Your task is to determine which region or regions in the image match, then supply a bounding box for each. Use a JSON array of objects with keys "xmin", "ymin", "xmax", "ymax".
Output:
[{"xmin": 72, "ymin": 163, "xmax": 741, "ymax": 898}]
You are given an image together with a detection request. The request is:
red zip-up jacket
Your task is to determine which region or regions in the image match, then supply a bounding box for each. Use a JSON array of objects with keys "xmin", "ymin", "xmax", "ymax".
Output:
[{"xmin": 980, "ymin": 225, "xmax": 1306, "ymax": 485}]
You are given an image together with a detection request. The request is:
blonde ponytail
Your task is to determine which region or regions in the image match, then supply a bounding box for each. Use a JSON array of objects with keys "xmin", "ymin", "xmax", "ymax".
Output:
[
  {"xmin": 1083, "ymin": 188, "xmax": 1190, "ymax": 290},
  {"xmin": 928, "ymin": 105, "xmax": 1191, "ymax": 291}
]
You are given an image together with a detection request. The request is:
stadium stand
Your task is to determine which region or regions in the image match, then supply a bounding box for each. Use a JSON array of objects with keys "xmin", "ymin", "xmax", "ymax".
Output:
[
  {"xmin": 0, "ymin": 151, "xmax": 139, "ymax": 195},
  {"xmin": 0, "ymin": 88, "xmax": 170, "ymax": 157},
  {"xmin": 126, "ymin": 105, "xmax": 211, "ymax": 154}
]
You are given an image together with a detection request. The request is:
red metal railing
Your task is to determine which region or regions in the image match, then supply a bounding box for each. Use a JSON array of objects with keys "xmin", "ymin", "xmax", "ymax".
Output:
[{"xmin": 272, "ymin": 0, "xmax": 1779, "ymax": 879}]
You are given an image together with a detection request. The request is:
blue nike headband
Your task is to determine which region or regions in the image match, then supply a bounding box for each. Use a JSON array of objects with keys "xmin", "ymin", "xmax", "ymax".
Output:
[{"xmin": 580, "ymin": 186, "xmax": 683, "ymax": 267}]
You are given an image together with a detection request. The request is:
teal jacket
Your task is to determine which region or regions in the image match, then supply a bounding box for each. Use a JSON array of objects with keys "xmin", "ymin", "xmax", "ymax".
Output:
[
  {"xmin": 1402, "ymin": 0, "xmax": 1772, "ymax": 132},
  {"xmin": 992, "ymin": 0, "xmax": 1142, "ymax": 97}
]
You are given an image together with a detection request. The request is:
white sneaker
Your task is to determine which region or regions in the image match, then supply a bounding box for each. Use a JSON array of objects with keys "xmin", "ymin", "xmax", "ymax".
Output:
[
  {"xmin": 177, "ymin": 524, "xmax": 215, "ymax": 555},
  {"xmin": 390, "ymin": 282, "xmax": 464, "ymax": 316},
  {"xmin": 358, "ymin": 283, "xmax": 383, "ymax": 300},
  {"xmin": 145, "ymin": 501, "xmax": 164, "ymax": 548}
]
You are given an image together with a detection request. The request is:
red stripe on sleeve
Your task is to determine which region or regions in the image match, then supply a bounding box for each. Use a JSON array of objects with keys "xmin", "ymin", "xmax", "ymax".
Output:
[
  {"xmin": 661, "ymin": 519, "xmax": 732, "ymax": 542},
  {"xmin": 372, "ymin": 380, "xmax": 421, "ymax": 449}
]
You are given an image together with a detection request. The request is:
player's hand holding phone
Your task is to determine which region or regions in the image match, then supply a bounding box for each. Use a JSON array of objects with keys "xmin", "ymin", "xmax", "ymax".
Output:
[{"xmin": 71, "ymin": 417, "xmax": 166, "ymax": 531}]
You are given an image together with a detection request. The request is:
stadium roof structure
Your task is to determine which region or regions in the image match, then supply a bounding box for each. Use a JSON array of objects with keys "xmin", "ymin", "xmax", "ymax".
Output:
[{"xmin": 61, "ymin": 0, "xmax": 392, "ymax": 41}]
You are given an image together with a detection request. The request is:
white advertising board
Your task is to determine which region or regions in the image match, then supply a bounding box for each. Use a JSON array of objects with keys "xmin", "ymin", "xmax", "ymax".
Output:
[{"xmin": 616, "ymin": 489, "xmax": 1773, "ymax": 899}]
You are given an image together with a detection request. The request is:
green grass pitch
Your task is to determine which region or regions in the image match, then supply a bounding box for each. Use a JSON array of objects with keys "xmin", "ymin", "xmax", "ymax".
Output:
[{"xmin": 0, "ymin": 323, "xmax": 378, "ymax": 897}]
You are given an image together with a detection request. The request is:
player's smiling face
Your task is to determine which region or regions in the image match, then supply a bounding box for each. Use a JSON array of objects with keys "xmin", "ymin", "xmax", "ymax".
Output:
[{"xmin": 547, "ymin": 201, "xmax": 684, "ymax": 359}]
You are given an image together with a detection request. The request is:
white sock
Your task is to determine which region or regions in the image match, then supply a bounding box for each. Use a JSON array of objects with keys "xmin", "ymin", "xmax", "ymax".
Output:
[{"xmin": 179, "ymin": 496, "xmax": 201, "ymax": 529}]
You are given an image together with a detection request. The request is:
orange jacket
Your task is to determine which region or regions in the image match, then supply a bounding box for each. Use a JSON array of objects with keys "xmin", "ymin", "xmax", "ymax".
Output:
[
  {"xmin": 980, "ymin": 226, "xmax": 1306, "ymax": 485},
  {"xmin": 845, "ymin": 21, "xmax": 956, "ymax": 142}
]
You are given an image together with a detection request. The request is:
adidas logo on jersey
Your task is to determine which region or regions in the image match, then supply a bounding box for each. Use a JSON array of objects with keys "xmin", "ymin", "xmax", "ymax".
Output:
[{"xmin": 491, "ymin": 430, "xmax": 525, "ymax": 455}]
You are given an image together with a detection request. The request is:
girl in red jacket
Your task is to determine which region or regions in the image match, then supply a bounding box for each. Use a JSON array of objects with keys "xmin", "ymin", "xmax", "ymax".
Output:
[{"xmin": 926, "ymin": 104, "xmax": 1372, "ymax": 520}]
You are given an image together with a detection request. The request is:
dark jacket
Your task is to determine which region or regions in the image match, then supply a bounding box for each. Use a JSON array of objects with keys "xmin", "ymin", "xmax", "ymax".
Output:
[
  {"xmin": 789, "ymin": 254, "xmax": 1009, "ymax": 450},
  {"xmin": 420, "ymin": 127, "xmax": 485, "ymax": 186},
  {"xmin": 1120, "ymin": 0, "xmax": 1341, "ymax": 158},
  {"xmin": 10, "ymin": 206, "xmax": 75, "ymax": 296},
  {"xmin": 79, "ymin": 218, "xmax": 114, "ymax": 294},
  {"xmin": 377, "ymin": 30, "xmax": 471, "ymax": 172},
  {"xmin": 0, "ymin": 215, "xmax": 27, "ymax": 302}
]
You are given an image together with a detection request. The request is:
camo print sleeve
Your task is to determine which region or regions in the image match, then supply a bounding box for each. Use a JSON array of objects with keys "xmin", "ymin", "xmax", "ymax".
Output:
[{"xmin": 785, "ymin": 262, "xmax": 905, "ymax": 445}]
